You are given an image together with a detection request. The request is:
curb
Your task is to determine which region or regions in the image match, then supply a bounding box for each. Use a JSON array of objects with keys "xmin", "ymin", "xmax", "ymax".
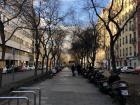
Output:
[{"xmin": 0, "ymin": 73, "xmax": 50, "ymax": 96}]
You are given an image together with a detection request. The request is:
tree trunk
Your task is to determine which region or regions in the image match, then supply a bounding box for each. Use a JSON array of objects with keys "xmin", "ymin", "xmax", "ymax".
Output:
[
  {"xmin": 34, "ymin": 29, "xmax": 40, "ymax": 77},
  {"xmin": 110, "ymin": 42, "xmax": 116, "ymax": 72},
  {"xmin": 46, "ymin": 56, "xmax": 49, "ymax": 73},
  {"xmin": 41, "ymin": 55, "xmax": 45, "ymax": 74},
  {"xmin": 91, "ymin": 51, "xmax": 96, "ymax": 68},
  {"xmin": 1, "ymin": 44, "xmax": 6, "ymax": 60},
  {"xmin": 0, "ymin": 20, "xmax": 5, "ymax": 87},
  {"xmin": 0, "ymin": 45, "xmax": 6, "ymax": 87},
  {"xmin": 83, "ymin": 57, "xmax": 86, "ymax": 68},
  {"xmin": 35, "ymin": 49, "xmax": 39, "ymax": 77},
  {"xmin": 86, "ymin": 52, "xmax": 90, "ymax": 64}
]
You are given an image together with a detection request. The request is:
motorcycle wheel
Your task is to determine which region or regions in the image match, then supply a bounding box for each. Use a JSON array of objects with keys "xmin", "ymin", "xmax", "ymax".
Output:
[{"xmin": 119, "ymin": 96, "xmax": 126, "ymax": 105}]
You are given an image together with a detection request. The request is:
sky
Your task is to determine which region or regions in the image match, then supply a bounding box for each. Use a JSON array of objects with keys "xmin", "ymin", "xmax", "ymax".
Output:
[
  {"xmin": 59, "ymin": 0, "xmax": 110, "ymax": 25},
  {"xmin": 59, "ymin": 0, "xmax": 89, "ymax": 25}
]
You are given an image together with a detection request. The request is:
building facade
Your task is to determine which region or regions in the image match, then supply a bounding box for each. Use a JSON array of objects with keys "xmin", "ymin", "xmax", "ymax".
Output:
[
  {"xmin": 114, "ymin": 0, "xmax": 140, "ymax": 68},
  {"xmin": 99, "ymin": 0, "xmax": 140, "ymax": 68},
  {"xmin": 0, "ymin": 4, "xmax": 33, "ymax": 68}
]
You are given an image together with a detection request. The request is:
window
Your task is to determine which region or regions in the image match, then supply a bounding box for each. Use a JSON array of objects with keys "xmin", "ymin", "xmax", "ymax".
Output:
[
  {"xmin": 130, "ymin": 47, "xmax": 132, "ymax": 56},
  {"xmin": 129, "ymin": 60, "xmax": 131, "ymax": 66},
  {"xmin": 134, "ymin": 51, "xmax": 136, "ymax": 56},
  {"xmin": 129, "ymin": 34, "xmax": 132, "ymax": 43},
  {"xmin": 134, "ymin": 33, "xmax": 136, "ymax": 40},
  {"xmin": 123, "ymin": 37, "xmax": 124, "ymax": 45},
  {"xmin": 123, "ymin": 48, "xmax": 125, "ymax": 56},
  {"xmin": 120, "ymin": 49, "xmax": 121, "ymax": 57},
  {"xmin": 120, "ymin": 39, "xmax": 121, "ymax": 47},
  {"xmin": 126, "ymin": 36, "xmax": 128, "ymax": 44},
  {"xmin": 126, "ymin": 48, "xmax": 128, "ymax": 56},
  {"xmin": 129, "ymin": 21, "xmax": 132, "ymax": 31}
]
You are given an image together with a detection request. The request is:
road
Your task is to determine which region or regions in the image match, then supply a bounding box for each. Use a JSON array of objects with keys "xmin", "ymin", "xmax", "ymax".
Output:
[
  {"xmin": 104, "ymin": 70, "xmax": 140, "ymax": 85},
  {"xmin": 19, "ymin": 67, "xmax": 116, "ymax": 105},
  {"xmin": 2, "ymin": 70, "xmax": 42, "ymax": 86}
]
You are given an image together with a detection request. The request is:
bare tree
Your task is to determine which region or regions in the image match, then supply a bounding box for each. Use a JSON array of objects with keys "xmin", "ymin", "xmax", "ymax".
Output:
[
  {"xmin": 21, "ymin": 0, "xmax": 43, "ymax": 77},
  {"xmin": 89, "ymin": 0, "xmax": 140, "ymax": 71},
  {"xmin": 0, "ymin": 0, "xmax": 27, "ymax": 87},
  {"xmin": 0, "ymin": 0, "xmax": 27, "ymax": 60},
  {"xmin": 40, "ymin": 0, "xmax": 68, "ymax": 73}
]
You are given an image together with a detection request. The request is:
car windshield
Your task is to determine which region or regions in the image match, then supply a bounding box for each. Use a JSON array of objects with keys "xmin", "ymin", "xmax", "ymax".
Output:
[
  {"xmin": 128, "ymin": 67, "xmax": 133, "ymax": 69},
  {"xmin": 29, "ymin": 65, "xmax": 34, "ymax": 67}
]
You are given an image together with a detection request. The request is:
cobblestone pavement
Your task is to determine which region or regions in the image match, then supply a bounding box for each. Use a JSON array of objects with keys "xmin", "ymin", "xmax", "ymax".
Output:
[{"xmin": 30, "ymin": 67, "xmax": 116, "ymax": 105}]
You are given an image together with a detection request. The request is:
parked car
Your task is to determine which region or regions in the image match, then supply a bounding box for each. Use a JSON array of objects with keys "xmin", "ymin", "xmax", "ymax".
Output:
[
  {"xmin": 134, "ymin": 66, "xmax": 140, "ymax": 74},
  {"xmin": 19, "ymin": 65, "xmax": 27, "ymax": 72},
  {"xmin": 2, "ymin": 67, "xmax": 8, "ymax": 74},
  {"xmin": 27, "ymin": 65, "xmax": 35, "ymax": 70},
  {"xmin": 52, "ymin": 67, "xmax": 57, "ymax": 74},
  {"xmin": 37, "ymin": 65, "xmax": 42, "ymax": 70},
  {"xmin": 110, "ymin": 66, "xmax": 122, "ymax": 73},
  {"xmin": 14, "ymin": 66, "xmax": 22, "ymax": 72},
  {"xmin": 43, "ymin": 65, "xmax": 46, "ymax": 69},
  {"xmin": 121, "ymin": 66, "xmax": 134, "ymax": 73},
  {"xmin": 4, "ymin": 65, "xmax": 15, "ymax": 73}
]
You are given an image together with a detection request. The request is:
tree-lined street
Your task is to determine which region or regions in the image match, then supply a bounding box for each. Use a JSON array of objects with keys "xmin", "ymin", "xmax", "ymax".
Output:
[
  {"xmin": 7, "ymin": 67, "xmax": 115, "ymax": 105},
  {"xmin": 0, "ymin": 0, "xmax": 140, "ymax": 105}
]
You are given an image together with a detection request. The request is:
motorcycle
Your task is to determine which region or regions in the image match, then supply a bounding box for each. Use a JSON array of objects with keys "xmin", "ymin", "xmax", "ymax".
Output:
[
  {"xmin": 110, "ymin": 80, "xmax": 129, "ymax": 105},
  {"xmin": 93, "ymin": 71, "xmax": 106, "ymax": 85},
  {"xmin": 88, "ymin": 70, "xmax": 97, "ymax": 82},
  {"xmin": 98, "ymin": 78, "xmax": 110, "ymax": 94}
]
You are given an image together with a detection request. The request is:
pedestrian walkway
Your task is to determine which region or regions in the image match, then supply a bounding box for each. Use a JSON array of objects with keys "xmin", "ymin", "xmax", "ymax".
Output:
[
  {"xmin": 2, "ymin": 67, "xmax": 116, "ymax": 105},
  {"xmin": 29, "ymin": 67, "xmax": 115, "ymax": 105}
]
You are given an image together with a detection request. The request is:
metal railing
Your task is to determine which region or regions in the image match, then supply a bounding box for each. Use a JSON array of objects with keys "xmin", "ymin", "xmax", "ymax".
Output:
[
  {"xmin": 11, "ymin": 91, "xmax": 37, "ymax": 105},
  {"xmin": 0, "ymin": 87, "xmax": 42, "ymax": 105},
  {"xmin": 0, "ymin": 96, "xmax": 29, "ymax": 105},
  {"xmin": 19, "ymin": 87, "xmax": 41, "ymax": 105}
]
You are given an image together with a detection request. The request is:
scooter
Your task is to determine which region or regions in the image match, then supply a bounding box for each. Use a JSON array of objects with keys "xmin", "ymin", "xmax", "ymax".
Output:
[
  {"xmin": 93, "ymin": 71, "xmax": 106, "ymax": 85},
  {"xmin": 98, "ymin": 78, "xmax": 110, "ymax": 94},
  {"xmin": 110, "ymin": 80, "xmax": 129, "ymax": 105}
]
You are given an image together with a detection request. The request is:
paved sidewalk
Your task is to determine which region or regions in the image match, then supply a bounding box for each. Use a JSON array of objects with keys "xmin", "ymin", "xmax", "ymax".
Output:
[
  {"xmin": 27, "ymin": 67, "xmax": 115, "ymax": 105},
  {"xmin": 2, "ymin": 67, "xmax": 116, "ymax": 105}
]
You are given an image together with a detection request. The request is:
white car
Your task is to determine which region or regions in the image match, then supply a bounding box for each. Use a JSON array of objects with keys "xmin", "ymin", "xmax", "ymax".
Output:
[
  {"xmin": 2, "ymin": 67, "xmax": 8, "ymax": 73},
  {"xmin": 27, "ymin": 65, "xmax": 35, "ymax": 70},
  {"xmin": 52, "ymin": 68, "xmax": 57, "ymax": 74},
  {"xmin": 43, "ymin": 65, "xmax": 46, "ymax": 69},
  {"xmin": 121, "ymin": 66, "xmax": 134, "ymax": 73}
]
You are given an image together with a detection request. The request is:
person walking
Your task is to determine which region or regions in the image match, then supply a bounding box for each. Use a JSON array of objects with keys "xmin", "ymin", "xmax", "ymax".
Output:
[
  {"xmin": 71, "ymin": 64, "xmax": 76, "ymax": 76},
  {"xmin": 77, "ymin": 64, "xmax": 81, "ymax": 75}
]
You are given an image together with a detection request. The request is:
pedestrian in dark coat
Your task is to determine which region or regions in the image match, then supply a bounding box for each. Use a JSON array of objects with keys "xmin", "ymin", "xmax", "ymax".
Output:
[
  {"xmin": 71, "ymin": 64, "xmax": 75, "ymax": 76},
  {"xmin": 77, "ymin": 64, "xmax": 81, "ymax": 75}
]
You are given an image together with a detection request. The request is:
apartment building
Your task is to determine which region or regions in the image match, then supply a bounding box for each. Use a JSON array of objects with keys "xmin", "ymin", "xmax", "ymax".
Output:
[
  {"xmin": 99, "ymin": 0, "xmax": 140, "ymax": 68},
  {"xmin": 114, "ymin": 0, "xmax": 140, "ymax": 68},
  {"xmin": 0, "ymin": 4, "xmax": 33, "ymax": 68}
]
